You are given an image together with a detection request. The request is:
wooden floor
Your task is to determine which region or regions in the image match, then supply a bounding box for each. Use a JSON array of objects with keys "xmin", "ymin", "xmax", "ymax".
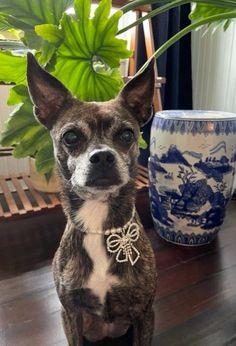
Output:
[{"xmin": 0, "ymin": 200, "xmax": 236, "ymax": 346}]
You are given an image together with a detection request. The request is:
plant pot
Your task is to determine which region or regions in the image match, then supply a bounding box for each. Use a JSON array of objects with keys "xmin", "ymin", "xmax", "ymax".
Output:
[
  {"xmin": 149, "ymin": 110, "xmax": 236, "ymax": 246},
  {"xmin": 29, "ymin": 158, "xmax": 60, "ymax": 193}
]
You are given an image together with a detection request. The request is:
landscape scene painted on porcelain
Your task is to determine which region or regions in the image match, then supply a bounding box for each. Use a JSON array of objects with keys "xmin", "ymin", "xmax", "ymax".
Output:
[{"xmin": 149, "ymin": 140, "xmax": 236, "ymax": 233}]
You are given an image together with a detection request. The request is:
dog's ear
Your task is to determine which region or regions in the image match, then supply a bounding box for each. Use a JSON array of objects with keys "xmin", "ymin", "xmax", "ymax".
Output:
[
  {"xmin": 27, "ymin": 52, "xmax": 73, "ymax": 129},
  {"xmin": 118, "ymin": 59, "xmax": 155, "ymax": 126}
]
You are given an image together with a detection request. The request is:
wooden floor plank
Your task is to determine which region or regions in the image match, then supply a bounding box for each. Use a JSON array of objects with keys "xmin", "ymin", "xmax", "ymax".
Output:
[
  {"xmin": 156, "ymin": 241, "xmax": 236, "ymax": 300},
  {"xmin": 154, "ymin": 264, "xmax": 236, "ymax": 334},
  {"xmin": 155, "ymin": 294, "xmax": 236, "ymax": 346}
]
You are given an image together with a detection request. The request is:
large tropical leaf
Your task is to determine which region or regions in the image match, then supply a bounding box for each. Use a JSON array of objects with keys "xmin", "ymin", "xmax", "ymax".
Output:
[
  {"xmin": 0, "ymin": 0, "xmax": 73, "ymax": 29},
  {"xmin": 0, "ymin": 0, "xmax": 73, "ymax": 63},
  {"xmin": 54, "ymin": 0, "xmax": 132, "ymax": 101},
  {"xmin": 0, "ymin": 51, "xmax": 26, "ymax": 84},
  {"xmin": 190, "ymin": 3, "xmax": 236, "ymax": 31}
]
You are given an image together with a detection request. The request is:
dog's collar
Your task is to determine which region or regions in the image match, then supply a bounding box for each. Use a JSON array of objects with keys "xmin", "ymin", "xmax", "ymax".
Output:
[
  {"xmin": 104, "ymin": 207, "xmax": 136, "ymax": 235},
  {"xmin": 82, "ymin": 207, "xmax": 140, "ymax": 266},
  {"xmin": 80, "ymin": 207, "xmax": 136, "ymax": 235}
]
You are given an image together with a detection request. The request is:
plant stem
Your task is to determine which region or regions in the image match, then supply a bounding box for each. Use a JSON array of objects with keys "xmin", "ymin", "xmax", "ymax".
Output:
[
  {"xmin": 118, "ymin": 0, "xmax": 188, "ymax": 35},
  {"xmin": 119, "ymin": 0, "xmax": 236, "ymax": 35},
  {"xmin": 137, "ymin": 11, "xmax": 236, "ymax": 73},
  {"xmin": 121, "ymin": 0, "xmax": 236, "ymax": 14}
]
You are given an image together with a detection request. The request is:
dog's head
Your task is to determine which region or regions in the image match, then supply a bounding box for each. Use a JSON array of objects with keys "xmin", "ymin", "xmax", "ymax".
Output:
[{"xmin": 27, "ymin": 53, "xmax": 154, "ymax": 199}]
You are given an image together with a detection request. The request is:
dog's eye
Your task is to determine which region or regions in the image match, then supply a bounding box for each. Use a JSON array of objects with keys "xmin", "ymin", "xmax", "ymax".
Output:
[
  {"xmin": 63, "ymin": 130, "xmax": 80, "ymax": 147},
  {"xmin": 120, "ymin": 129, "xmax": 134, "ymax": 144}
]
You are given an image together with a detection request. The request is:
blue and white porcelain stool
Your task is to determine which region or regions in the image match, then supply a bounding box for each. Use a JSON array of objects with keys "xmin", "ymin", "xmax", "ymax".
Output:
[{"xmin": 149, "ymin": 110, "xmax": 236, "ymax": 246}]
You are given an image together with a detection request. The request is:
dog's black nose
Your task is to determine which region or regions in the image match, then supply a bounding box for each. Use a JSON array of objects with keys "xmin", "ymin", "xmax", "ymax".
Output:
[{"xmin": 89, "ymin": 151, "xmax": 115, "ymax": 166}]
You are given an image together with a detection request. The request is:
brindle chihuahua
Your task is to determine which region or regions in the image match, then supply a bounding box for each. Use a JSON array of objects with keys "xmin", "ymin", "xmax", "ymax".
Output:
[{"xmin": 27, "ymin": 53, "xmax": 157, "ymax": 346}]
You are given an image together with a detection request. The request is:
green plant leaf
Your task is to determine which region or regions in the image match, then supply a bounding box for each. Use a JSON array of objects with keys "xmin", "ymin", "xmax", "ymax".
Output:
[
  {"xmin": 38, "ymin": 41, "xmax": 56, "ymax": 65},
  {"xmin": 55, "ymin": 0, "xmax": 132, "ymax": 101},
  {"xmin": 35, "ymin": 24, "xmax": 63, "ymax": 44},
  {"xmin": 138, "ymin": 133, "xmax": 148, "ymax": 150},
  {"xmin": 12, "ymin": 126, "xmax": 50, "ymax": 157},
  {"xmin": 0, "ymin": 13, "xmax": 31, "ymax": 31},
  {"xmin": 0, "ymin": 0, "xmax": 73, "ymax": 66},
  {"xmin": 0, "ymin": 14, "xmax": 13, "ymax": 31},
  {"xmin": 35, "ymin": 144, "xmax": 55, "ymax": 175},
  {"xmin": 34, "ymin": 24, "xmax": 63, "ymax": 64},
  {"xmin": 0, "ymin": 94, "xmax": 55, "ymax": 175},
  {"xmin": 0, "ymin": 51, "xmax": 26, "ymax": 84},
  {"xmin": 7, "ymin": 85, "xmax": 29, "ymax": 105},
  {"xmin": 0, "ymin": 0, "xmax": 73, "ymax": 29},
  {"xmin": 190, "ymin": 3, "xmax": 234, "ymax": 31},
  {"xmin": 21, "ymin": 30, "xmax": 55, "ymax": 65},
  {"xmin": 0, "ymin": 100, "xmax": 37, "ymax": 146}
]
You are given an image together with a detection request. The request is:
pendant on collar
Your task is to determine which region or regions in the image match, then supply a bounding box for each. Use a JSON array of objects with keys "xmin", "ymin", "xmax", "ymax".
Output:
[{"xmin": 106, "ymin": 222, "xmax": 140, "ymax": 266}]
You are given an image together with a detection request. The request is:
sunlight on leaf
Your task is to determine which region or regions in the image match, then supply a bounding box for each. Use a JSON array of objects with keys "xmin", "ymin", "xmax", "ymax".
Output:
[
  {"xmin": 0, "ymin": 51, "xmax": 26, "ymax": 84},
  {"xmin": 55, "ymin": 0, "xmax": 132, "ymax": 101}
]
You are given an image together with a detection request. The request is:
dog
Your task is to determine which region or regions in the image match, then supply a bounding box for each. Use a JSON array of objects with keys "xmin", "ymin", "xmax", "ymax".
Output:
[{"xmin": 27, "ymin": 53, "xmax": 157, "ymax": 346}]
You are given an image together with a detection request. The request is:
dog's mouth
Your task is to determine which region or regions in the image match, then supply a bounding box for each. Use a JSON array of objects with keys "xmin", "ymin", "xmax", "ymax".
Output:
[
  {"xmin": 85, "ymin": 177, "xmax": 123, "ymax": 189},
  {"xmin": 85, "ymin": 167, "xmax": 123, "ymax": 190}
]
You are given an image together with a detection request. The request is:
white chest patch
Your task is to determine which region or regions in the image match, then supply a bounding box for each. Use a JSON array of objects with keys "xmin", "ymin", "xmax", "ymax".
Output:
[{"xmin": 76, "ymin": 200, "xmax": 120, "ymax": 305}]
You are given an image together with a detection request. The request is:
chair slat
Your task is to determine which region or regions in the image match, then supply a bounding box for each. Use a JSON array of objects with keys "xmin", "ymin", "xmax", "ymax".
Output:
[
  {"xmin": 22, "ymin": 175, "xmax": 48, "ymax": 210},
  {"xmin": 11, "ymin": 177, "xmax": 36, "ymax": 212},
  {"xmin": 47, "ymin": 193, "xmax": 61, "ymax": 208},
  {"xmin": 0, "ymin": 178, "xmax": 19, "ymax": 215}
]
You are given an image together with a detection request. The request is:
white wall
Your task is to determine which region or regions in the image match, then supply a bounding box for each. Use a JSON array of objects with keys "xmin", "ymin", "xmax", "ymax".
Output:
[
  {"xmin": 192, "ymin": 21, "xmax": 236, "ymax": 190},
  {"xmin": 192, "ymin": 21, "xmax": 236, "ymax": 112}
]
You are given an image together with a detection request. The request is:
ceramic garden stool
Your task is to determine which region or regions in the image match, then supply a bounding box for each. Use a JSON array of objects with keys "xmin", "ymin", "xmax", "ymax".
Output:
[{"xmin": 149, "ymin": 110, "xmax": 236, "ymax": 246}]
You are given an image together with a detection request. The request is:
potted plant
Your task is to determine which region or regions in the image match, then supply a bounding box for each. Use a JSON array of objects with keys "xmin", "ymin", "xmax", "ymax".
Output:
[
  {"xmin": 0, "ymin": 0, "xmax": 235, "ymax": 191},
  {"xmin": 0, "ymin": 0, "xmax": 133, "ymax": 191}
]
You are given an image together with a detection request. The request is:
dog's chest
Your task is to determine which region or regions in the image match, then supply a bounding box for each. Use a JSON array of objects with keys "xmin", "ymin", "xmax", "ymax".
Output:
[
  {"xmin": 83, "ymin": 233, "xmax": 119, "ymax": 305},
  {"xmin": 76, "ymin": 200, "xmax": 120, "ymax": 305}
]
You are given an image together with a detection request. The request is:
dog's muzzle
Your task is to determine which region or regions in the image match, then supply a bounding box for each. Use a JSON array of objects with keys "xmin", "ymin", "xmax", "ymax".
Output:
[{"xmin": 86, "ymin": 150, "xmax": 122, "ymax": 188}]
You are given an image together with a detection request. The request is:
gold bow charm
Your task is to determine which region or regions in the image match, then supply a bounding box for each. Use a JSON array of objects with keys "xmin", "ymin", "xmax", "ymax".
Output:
[{"xmin": 106, "ymin": 223, "xmax": 140, "ymax": 266}]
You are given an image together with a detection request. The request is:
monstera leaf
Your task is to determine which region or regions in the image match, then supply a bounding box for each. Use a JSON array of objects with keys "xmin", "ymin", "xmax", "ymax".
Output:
[
  {"xmin": 190, "ymin": 3, "xmax": 236, "ymax": 31},
  {"xmin": 52, "ymin": 0, "xmax": 132, "ymax": 101}
]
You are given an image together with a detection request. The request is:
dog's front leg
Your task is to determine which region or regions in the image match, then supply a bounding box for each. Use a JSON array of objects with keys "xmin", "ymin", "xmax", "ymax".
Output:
[
  {"xmin": 61, "ymin": 308, "xmax": 83, "ymax": 346},
  {"xmin": 132, "ymin": 308, "xmax": 155, "ymax": 346}
]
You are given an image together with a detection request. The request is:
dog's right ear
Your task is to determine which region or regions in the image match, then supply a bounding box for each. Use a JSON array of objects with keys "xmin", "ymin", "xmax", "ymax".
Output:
[{"xmin": 27, "ymin": 53, "xmax": 73, "ymax": 129}]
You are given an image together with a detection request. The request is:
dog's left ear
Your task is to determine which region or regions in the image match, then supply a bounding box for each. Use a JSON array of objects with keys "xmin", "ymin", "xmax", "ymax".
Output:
[
  {"xmin": 27, "ymin": 52, "xmax": 73, "ymax": 129},
  {"xmin": 118, "ymin": 59, "xmax": 155, "ymax": 126}
]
